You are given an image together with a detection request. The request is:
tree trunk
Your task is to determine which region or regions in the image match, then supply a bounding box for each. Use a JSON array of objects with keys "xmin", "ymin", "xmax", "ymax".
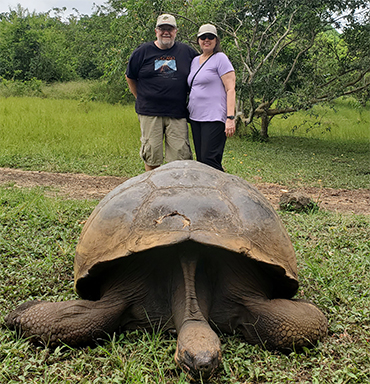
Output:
[{"xmin": 260, "ymin": 111, "xmax": 269, "ymax": 138}]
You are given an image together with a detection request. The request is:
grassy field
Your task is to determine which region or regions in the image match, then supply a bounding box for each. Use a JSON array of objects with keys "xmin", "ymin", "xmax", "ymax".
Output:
[
  {"xmin": 269, "ymin": 97, "xmax": 369, "ymax": 142},
  {"xmin": 0, "ymin": 97, "xmax": 143, "ymax": 177},
  {"xmin": 0, "ymin": 96, "xmax": 369, "ymax": 189},
  {"xmin": 0, "ymin": 94, "xmax": 369, "ymax": 383}
]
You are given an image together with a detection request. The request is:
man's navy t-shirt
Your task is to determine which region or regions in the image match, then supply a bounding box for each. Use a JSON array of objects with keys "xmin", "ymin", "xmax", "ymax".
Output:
[{"xmin": 126, "ymin": 41, "xmax": 197, "ymax": 119}]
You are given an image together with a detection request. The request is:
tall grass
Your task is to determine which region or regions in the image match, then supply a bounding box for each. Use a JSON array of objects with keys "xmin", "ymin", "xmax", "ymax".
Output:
[
  {"xmin": 223, "ymin": 135, "xmax": 369, "ymax": 189},
  {"xmin": 0, "ymin": 97, "xmax": 142, "ymax": 176},
  {"xmin": 269, "ymin": 98, "xmax": 370, "ymax": 142},
  {"xmin": 0, "ymin": 79, "xmax": 130, "ymax": 104},
  {"xmin": 1, "ymin": 96, "xmax": 369, "ymax": 189}
]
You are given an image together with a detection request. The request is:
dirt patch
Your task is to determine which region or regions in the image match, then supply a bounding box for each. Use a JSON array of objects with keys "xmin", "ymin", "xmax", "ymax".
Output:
[
  {"xmin": 0, "ymin": 167, "xmax": 369, "ymax": 215},
  {"xmin": 0, "ymin": 168, "xmax": 126, "ymax": 201},
  {"xmin": 256, "ymin": 183, "xmax": 369, "ymax": 215}
]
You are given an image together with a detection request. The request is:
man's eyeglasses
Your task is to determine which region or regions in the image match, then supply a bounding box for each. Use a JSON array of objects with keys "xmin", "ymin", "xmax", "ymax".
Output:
[
  {"xmin": 157, "ymin": 26, "xmax": 176, "ymax": 32},
  {"xmin": 199, "ymin": 34, "xmax": 216, "ymax": 40}
]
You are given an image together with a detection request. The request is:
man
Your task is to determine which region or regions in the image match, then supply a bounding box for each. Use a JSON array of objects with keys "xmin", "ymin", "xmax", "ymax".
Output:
[{"xmin": 126, "ymin": 14, "xmax": 198, "ymax": 171}]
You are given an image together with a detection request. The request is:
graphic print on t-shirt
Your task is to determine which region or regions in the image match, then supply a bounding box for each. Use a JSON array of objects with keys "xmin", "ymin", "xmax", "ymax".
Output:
[{"xmin": 155, "ymin": 56, "xmax": 177, "ymax": 77}]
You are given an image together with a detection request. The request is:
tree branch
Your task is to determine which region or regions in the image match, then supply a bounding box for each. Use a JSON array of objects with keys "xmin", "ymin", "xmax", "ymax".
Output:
[
  {"xmin": 283, "ymin": 34, "xmax": 316, "ymax": 86},
  {"xmin": 255, "ymin": 10, "xmax": 297, "ymax": 74}
]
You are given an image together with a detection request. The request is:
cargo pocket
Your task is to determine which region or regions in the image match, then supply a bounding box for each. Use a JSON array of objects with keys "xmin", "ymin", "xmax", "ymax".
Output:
[
  {"xmin": 179, "ymin": 139, "xmax": 193, "ymax": 160},
  {"xmin": 140, "ymin": 138, "xmax": 150, "ymax": 163}
]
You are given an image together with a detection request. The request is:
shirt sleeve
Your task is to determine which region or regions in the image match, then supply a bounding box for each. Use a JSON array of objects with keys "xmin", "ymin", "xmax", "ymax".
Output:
[
  {"xmin": 126, "ymin": 44, "xmax": 146, "ymax": 79},
  {"xmin": 216, "ymin": 53, "xmax": 234, "ymax": 78}
]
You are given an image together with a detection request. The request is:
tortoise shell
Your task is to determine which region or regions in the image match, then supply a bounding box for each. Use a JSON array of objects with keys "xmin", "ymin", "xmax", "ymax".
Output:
[{"xmin": 74, "ymin": 160, "xmax": 298, "ymax": 299}]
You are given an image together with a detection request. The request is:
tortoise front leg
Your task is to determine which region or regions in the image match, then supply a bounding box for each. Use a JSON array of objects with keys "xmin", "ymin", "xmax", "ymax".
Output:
[
  {"xmin": 5, "ymin": 298, "xmax": 127, "ymax": 347},
  {"xmin": 239, "ymin": 298, "xmax": 328, "ymax": 350}
]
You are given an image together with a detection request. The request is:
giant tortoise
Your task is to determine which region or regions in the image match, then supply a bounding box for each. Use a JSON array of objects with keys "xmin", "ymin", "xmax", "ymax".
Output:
[{"xmin": 5, "ymin": 160, "xmax": 327, "ymax": 379}]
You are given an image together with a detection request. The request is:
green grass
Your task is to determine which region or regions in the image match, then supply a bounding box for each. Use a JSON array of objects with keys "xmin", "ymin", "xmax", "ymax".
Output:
[
  {"xmin": 0, "ymin": 94, "xmax": 369, "ymax": 382},
  {"xmin": 40, "ymin": 80, "xmax": 108, "ymax": 101},
  {"xmin": 0, "ymin": 97, "xmax": 143, "ymax": 177},
  {"xmin": 223, "ymin": 97, "xmax": 369, "ymax": 189},
  {"xmin": 269, "ymin": 98, "xmax": 370, "ymax": 143},
  {"xmin": 1, "ymin": 187, "xmax": 369, "ymax": 383},
  {"xmin": 223, "ymin": 136, "xmax": 369, "ymax": 189},
  {"xmin": 0, "ymin": 79, "xmax": 129, "ymax": 104},
  {"xmin": 0, "ymin": 97, "xmax": 369, "ymax": 188}
]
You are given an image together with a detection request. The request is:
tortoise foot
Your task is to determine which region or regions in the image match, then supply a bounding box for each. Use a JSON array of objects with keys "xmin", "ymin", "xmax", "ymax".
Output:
[{"xmin": 5, "ymin": 300, "xmax": 43, "ymax": 330}]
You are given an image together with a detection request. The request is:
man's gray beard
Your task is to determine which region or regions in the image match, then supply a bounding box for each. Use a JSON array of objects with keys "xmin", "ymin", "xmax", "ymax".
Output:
[{"xmin": 157, "ymin": 39, "xmax": 175, "ymax": 49}]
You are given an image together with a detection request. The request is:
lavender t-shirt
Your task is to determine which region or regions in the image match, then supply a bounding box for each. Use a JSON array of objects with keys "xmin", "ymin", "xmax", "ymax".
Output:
[{"xmin": 187, "ymin": 52, "xmax": 234, "ymax": 122}]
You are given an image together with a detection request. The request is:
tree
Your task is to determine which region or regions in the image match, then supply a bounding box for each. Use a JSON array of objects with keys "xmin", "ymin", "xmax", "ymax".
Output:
[
  {"xmin": 190, "ymin": 0, "xmax": 370, "ymax": 137},
  {"xmin": 0, "ymin": 6, "xmax": 78, "ymax": 82},
  {"xmin": 1, "ymin": 0, "xmax": 368, "ymax": 130},
  {"xmin": 64, "ymin": 6, "xmax": 120, "ymax": 80},
  {"xmin": 0, "ymin": 5, "xmax": 117, "ymax": 83},
  {"xmin": 106, "ymin": 0, "xmax": 369, "ymax": 137}
]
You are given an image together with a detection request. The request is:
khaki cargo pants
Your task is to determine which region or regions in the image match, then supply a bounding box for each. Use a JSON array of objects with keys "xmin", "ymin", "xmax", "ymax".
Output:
[{"xmin": 138, "ymin": 115, "xmax": 193, "ymax": 167}]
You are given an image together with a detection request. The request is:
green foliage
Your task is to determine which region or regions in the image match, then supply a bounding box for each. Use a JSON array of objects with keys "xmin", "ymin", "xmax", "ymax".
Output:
[
  {"xmin": 279, "ymin": 197, "xmax": 320, "ymax": 214},
  {"xmin": 66, "ymin": 10, "xmax": 121, "ymax": 81},
  {"xmin": 0, "ymin": 77, "xmax": 43, "ymax": 97},
  {"xmin": 0, "ymin": 6, "xmax": 119, "ymax": 83},
  {"xmin": 1, "ymin": 0, "xmax": 369, "ymax": 132},
  {"xmin": 0, "ymin": 8, "xmax": 78, "ymax": 82}
]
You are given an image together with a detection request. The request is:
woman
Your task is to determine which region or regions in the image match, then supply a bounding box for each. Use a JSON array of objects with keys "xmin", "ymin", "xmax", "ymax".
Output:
[{"xmin": 187, "ymin": 24, "xmax": 236, "ymax": 171}]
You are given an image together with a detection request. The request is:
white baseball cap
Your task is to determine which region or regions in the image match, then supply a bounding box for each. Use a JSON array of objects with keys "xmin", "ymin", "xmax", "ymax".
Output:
[
  {"xmin": 197, "ymin": 24, "xmax": 218, "ymax": 37},
  {"xmin": 156, "ymin": 14, "xmax": 177, "ymax": 28}
]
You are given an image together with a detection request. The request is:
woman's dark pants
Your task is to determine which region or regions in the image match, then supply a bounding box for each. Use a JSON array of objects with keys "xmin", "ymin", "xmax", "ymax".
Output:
[{"xmin": 190, "ymin": 120, "xmax": 226, "ymax": 171}]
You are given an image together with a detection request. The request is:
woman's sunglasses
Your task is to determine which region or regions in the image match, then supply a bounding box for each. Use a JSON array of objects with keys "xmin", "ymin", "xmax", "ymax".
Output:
[{"xmin": 199, "ymin": 34, "xmax": 216, "ymax": 40}]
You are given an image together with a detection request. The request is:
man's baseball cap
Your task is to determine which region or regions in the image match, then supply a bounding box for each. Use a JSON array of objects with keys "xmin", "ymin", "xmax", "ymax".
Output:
[
  {"xmin": 156, "ymin": 14, "xmax": 177, "ymax": 28},
  {"xmin": 197, "ymin": 24, "xmax": 218, "ymax": 37}
]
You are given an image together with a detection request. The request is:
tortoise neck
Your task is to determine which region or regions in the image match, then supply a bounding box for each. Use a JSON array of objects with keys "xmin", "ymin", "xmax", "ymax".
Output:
[{"xmin": 171, "ymin": 249, "xmax": 210, "ymax": 329}]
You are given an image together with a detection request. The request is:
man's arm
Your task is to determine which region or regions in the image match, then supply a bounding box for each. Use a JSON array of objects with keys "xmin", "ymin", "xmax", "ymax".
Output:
[{"xmin": 125, "ymin": 75, "xmax": 137, "ymax": 98}]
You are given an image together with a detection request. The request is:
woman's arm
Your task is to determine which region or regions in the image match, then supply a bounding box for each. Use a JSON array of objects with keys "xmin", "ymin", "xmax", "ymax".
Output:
[{"xmin": 221, "ymin": 71, "xmax": 236, "ymax": 137}]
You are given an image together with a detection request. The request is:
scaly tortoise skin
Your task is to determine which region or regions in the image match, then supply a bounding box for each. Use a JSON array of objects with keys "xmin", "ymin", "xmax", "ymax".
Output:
[{"xmin": 5, "ymin": 160, "xmax": 327, "ymax": 380}]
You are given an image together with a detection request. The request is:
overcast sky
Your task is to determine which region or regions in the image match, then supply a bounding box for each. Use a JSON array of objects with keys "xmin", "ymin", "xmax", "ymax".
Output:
[{"xmin": 0, "ymin": 0, "xmax": 107, "ymax": 16}]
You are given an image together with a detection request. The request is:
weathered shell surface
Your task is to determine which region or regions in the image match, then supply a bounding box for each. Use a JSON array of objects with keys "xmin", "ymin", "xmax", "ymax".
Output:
[{"xmin": 74, "ymin": 160, "xmax": 298, "ymax": 297}]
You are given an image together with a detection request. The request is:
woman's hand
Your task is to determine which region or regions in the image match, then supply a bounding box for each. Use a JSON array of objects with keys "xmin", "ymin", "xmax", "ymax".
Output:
[{"xmin": 225, "ymin": 118, "xmax": 236, "ymax": 137}]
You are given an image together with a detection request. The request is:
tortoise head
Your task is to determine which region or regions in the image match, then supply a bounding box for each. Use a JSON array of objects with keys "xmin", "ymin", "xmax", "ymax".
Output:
[{"xmin": 174, "ymin": 320, "xmax": 221, "ymax": 380}]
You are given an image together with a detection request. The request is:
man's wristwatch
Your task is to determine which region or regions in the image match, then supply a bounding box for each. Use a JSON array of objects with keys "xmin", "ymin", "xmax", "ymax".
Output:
[{"xmin": 227, "ymin": 115, "xmax": 235, "ymax": 120}]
